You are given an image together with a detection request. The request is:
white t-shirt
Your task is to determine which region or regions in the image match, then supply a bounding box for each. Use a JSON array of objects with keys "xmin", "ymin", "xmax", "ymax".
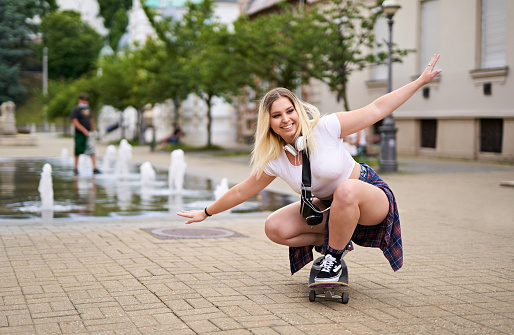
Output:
[{"xmin": 264, "ymin": 113, "xmax": 356, "ymax": 198}]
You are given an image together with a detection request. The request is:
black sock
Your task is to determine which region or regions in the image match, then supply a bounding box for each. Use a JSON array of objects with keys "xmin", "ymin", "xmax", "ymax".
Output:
[{"xmin": 326, "ymin": 245, "xmax": 343, "ymax": 261}]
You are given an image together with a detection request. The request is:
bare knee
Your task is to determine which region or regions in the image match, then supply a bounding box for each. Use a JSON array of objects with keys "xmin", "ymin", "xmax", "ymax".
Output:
[
  {"xmin": 264, "ymin": 215, "xmax": 284, "ymax": 244},
  {"xmin": 333, "ymin": 180, "xmax": 360, "ymax": 207}
]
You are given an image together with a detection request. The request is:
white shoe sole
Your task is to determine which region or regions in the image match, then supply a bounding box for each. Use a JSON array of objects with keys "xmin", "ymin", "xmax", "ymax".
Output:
[
  {"xmin": 312, "ymin": 251, "xmax": 348, "ymax": 271},
  {"xmin": 314, "ymin": 268, "xmax": 342, "ymax": 283}
]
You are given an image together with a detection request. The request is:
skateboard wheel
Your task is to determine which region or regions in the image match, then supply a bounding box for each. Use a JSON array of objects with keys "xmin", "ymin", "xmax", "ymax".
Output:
[
  {"xmin": 342, "ymin": 292, "xmax": 349, "ymax": 304},
  {"xmin": 309, "ymin": 290, "xmax": 316, "ymax": 302}
]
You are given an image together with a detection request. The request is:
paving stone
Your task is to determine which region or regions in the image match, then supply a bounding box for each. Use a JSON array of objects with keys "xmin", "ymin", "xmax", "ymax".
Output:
[{"xmin": 1, "ymin": 135, "xmax": 513, "ymax": 334}]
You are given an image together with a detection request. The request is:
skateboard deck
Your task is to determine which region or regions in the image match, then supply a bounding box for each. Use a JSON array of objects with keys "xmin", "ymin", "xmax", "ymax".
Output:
[{"xmin": 308, "ymin": 256, "xmax": 349, "ymax": 304}]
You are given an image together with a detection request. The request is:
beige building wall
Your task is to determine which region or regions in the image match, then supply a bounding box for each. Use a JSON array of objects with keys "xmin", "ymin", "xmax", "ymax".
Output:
[{"xmin": 308, "ymin": 0, "xmax": 513, "ymax": 163}]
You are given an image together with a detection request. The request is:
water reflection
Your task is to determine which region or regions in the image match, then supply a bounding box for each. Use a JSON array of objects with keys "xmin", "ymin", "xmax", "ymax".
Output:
[{"xmin": 0, "ymin": 157, "xmax": 295, "ymax": 221}]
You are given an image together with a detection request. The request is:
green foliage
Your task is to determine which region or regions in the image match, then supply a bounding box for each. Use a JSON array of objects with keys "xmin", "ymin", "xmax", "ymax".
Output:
[
  {"xmin": 233, "ymin": 7, "xmax": 311, "ymax": 92},
  {"xmin": 97, "ymin": 0, "xmax": 131, "ymax": 50},
  {"xmin": 97, "ymin": 0, "xmax": 131, "ymax": 27},
  {"xmin": 108, "ymin": 8, "xmax": 129, "ymax": 50},
  {"xmin": 234, "ymin": 0, "xmax": 411, "ymax": 111},
  {"xmin": 300, "ymin": 0, "xmax": 412, "ymax": 110},
  {"xmin": 176, "ymin": 0, "xmax": 253, "ymax": 146},
  {"xmin": 44, "ymin": 76, "xmax": 101, "ymax": 121},
  {"xmin": 0, "ymin": 0, "xmax": 57, "ymax": 104},
  {"xmin": 142, "ymin": 0, "xmax": 253, "ymax": 146},
  {"xmin": 136, "ymin": 38, "xmax": 190, "ymax": 114},
  {"xmin": 40, "ymin": 10, "xmax": 104, "ymax": 80},
  {"xmin": 43, "ymin": 0, "xmax": 412, "ymax": 146},
  {"xmin": 97, "ymin": 53, "xmax": 139, "ymax": 110}
]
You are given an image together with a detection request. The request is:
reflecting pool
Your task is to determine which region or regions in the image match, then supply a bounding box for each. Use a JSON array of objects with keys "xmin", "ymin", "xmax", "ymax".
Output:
[{"xmin": 0, "ymin": 157, "xmax": 295, "ymax": 221}]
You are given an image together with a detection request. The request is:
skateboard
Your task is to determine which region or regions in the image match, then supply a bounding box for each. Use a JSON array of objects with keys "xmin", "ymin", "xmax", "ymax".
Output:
[{"xmin": 308, "ymin": 256, "xmax": 349, "ymax": 304}]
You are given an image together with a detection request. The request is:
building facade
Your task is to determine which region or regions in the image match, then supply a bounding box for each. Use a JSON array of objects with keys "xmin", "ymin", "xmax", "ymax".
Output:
[
  {"xmin": 244, "ymin": 0, "xmax": 513, "ymax": 162},
  {"xmin": 306, "ymin": 0, "xmax": 513, "ymax": 162}
]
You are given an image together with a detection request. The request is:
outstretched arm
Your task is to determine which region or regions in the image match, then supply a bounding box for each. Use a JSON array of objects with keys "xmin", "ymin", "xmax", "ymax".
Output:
[
  {"xmin": 337, "ymin": 54, "xmax": 442, "ymax": 138},
  {"xmin": 176, "ymin": 172, "xmax": 275, "ymax": 224}
]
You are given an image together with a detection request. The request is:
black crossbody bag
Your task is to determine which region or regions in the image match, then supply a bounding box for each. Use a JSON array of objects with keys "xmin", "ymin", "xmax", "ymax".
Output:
[{"xmin": 300, "ymin": 150, "xmax": 324, "ymax": 225}]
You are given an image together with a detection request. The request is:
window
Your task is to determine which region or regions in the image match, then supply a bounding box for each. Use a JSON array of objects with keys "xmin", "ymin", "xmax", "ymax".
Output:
[
  {"xmin": 420, "ymin": 0, "xmax": 440, "ymax": 73},
  {"xmin": 420, "ymin": 119, "xmax": 437, "ymax": 148},
  {"xmin": 480, "ymin": 119, "xmax": 503, "ymax": 153},
  {"xmin": 422, "ymin": 87, "xmax": 430, "ymax": 99},
  {"xmin": 483, "ymin": 82, "xmax": 492, "ymax": 95},
  {"xmin": 481, "ymin": 0, "xmax": 506, "ymax": 68}
]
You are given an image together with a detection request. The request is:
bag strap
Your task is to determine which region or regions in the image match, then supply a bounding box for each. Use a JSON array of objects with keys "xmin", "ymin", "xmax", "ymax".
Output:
[{"xmin": 301, "ymin": 150, "xmax": 313, "ymax": 200}]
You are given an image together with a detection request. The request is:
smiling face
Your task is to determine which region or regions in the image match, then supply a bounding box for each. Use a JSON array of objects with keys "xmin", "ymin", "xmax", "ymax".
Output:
[{"xmin": 269, "ymin": 97, "xmax": 299, "ymax": 144}]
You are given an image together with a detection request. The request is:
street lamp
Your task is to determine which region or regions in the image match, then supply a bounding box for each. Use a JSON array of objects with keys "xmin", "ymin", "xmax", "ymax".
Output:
[
  {"xmin": 43, "ymin": 47, "xmax": 49, "ymax": 132},
  {"xmin": 379, "ymin": 0, "xmax": 401, "ymax": 172}
]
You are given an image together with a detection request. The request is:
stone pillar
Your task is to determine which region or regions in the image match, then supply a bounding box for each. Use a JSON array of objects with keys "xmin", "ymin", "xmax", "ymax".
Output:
[{"xmin": 0, "ymin": 101, "xmax": 17, "ymax": 135}]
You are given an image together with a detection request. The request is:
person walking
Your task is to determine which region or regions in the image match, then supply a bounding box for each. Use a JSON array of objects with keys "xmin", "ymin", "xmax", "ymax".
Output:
[
  {"xmin": 178, "ymin": 55, "xmax": 442, "ymax": 282},
  {"xmin": 71, "ymin": 92, "xmax": 101, "ymax": 175}
]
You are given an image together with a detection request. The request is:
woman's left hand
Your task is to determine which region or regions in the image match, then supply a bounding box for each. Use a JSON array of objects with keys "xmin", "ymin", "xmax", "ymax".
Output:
[
  {"xmin": 419, "ymin": 54, "xmax": 442, "ymax": 85},
  {"xmin": 176, "ymin": 209, "xmax": 208, "ymax": 224}
]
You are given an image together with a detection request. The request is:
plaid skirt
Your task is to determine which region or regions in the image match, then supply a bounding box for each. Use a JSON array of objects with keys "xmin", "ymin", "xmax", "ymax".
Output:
[{"xmin": 288, "ymin": 163, "xmax": 403, "ymax": 275}]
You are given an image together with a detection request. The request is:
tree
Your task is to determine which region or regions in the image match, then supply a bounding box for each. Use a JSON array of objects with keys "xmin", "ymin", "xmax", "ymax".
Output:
[
  {"xmin": 233, "ymin": 7, "xmax": 312, "ymax": 92},
  {"xmin": 140, "ymin": 3, "xmax": 192, "ymax": 122},
  {"xmin": 40, "ymin": 10, "xmax": 104, "ymax": 80},
  {"xmin": 135, "ymin": 38, "xmax": 190, "ymax": 122},
  {"xmin": 97, "ymin": 53, "xmax": 140, "ymax": 110},
  {"xmin": 0, "ymin": 0, "xmax": 57, "ymax": 104},
  {"xmin": 97, "ymin": 49, "xmax": 155, "ymax": 140},
  {"xmin": 97, "ymin": 0, "xmax": 131, "ymax": 50},
  {"xmin": 44, "ymin": 75, "xmax": 101, "ymax": 132},
  {"xmin": 235, "ymin": 1, "xmax": 411, "ymax": 111},
  {"xmin": 179, "ymin": 0, "xmax": 248, "ymax": 146},
  {"xmin": 300, "ymin": 0, "xmax": 411, "ymax": 110},
  {"xmin": 143, "ymin": 0, "xmax": 252, "ymax": 147}
]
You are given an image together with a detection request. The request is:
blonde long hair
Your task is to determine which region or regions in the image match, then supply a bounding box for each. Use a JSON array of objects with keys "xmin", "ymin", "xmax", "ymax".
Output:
[{"xmin": 251, "ymin": 88, "xmax": 320, "ymax": 178}]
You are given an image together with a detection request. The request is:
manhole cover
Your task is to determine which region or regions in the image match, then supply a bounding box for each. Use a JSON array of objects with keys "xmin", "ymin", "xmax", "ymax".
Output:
[{"xmin": 142, "ymin": 227, "xmax": 245, "ymax": 239}]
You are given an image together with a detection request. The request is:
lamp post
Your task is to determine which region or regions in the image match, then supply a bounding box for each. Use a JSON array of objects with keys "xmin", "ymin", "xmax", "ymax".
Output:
[
  {"xmin": 43, "ymin": 47, "xmax": 49, "ymax": 132},
  {"xmin": 379, "ymin": 0, "xmax": 401, "ymax": 172}
]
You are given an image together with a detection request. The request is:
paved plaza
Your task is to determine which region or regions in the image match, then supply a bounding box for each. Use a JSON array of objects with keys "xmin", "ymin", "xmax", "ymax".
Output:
[{"xmin": 0, "ymin": 133, "xmax": 513, "ymax": 334}]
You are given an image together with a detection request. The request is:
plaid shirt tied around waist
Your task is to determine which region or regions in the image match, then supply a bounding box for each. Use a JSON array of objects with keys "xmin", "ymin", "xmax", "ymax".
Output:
[{"xmin": 289, "ymin": 163, "xmax": 403, "ymax": 275}]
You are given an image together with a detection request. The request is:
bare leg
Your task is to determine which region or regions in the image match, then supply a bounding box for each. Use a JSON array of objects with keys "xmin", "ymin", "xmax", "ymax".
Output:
[
  {"xmin": 265, "ymin": 201, "xmax": 327, "ymax": 247},
  {"xmin": 91, "ymin": 155, "xmax": 98, "ymax": 170},
  {"xmin": 328, "ymin": 179, "xmax": 390, "ymax": 250},
  {"xmin": 74, "ymin": 156, "xmax": 79, "ymax": 170}
]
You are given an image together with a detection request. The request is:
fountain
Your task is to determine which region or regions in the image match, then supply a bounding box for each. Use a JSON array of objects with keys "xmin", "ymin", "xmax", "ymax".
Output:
[
  {"xmin": 60, "ymin": 148, "xmax": 68, "ymax": 159},
  {"xmin": 115, "ymin": 139, "xmax": 133, "ymax": 177},
  {"xmin": 77, "ymin": 154, "xmax": 93, "ymax": 176},
  {"xmin": 168, "ymin": 149, "xmax": 187, "ymax": 193},
  {"xmin": 38, "ymin": 163, "xmax": 54, "ymax": 220},
  {"xmin": 60, "ymin": 148, "xmax": 72, "ymax": 166},
  {"xmin": 140, "ymin": 161, "xmax": 156, "ymax": 187},
  {"xmin": 116, "ymin": 183, "xmax": 132, "ymax": 211},
  {"xmin": 101, "ymin": 145, "xmax": 117, "ymax": 173},
  {"xmin": 140, "ymin": 161, "xmax": 156, "ymax": 206},
  {"xmin": 0, "ymin": 157, "xmax": 294, "ymax": 220},
  {"xmin": 214, "ymin": 177, "xmax": 229, "ymax": 200}
]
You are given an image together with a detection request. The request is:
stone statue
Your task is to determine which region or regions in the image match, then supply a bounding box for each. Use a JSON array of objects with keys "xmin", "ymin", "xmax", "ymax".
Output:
[{"xmin": 0, "ymin": 101, "xmax": 17, "ymax": 135}]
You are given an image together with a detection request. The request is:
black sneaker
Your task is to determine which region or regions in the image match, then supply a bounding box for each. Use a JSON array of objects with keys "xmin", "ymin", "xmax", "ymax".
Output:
[
  {"xmin": 312, "ymin": 250, "xmax": 349, "ymax": 271},
  {"xmin": 73, "ymin": 168, "xmax": 78, "ymax": 175},
  {"xmin": 312, "ymin": 257, "xmax": 324, "ymax": 271},
  {"xmin": 93, "ymin": 169, "xmax": 101, "ymax": 174},
  {"xmin": 314, "ymin": 254, "xmax": 342, "ymax": 283}
]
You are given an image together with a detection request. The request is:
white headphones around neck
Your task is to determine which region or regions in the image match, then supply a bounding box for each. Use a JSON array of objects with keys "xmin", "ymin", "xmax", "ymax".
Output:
[{"xmin": 283, "ymin": 136, "xmax": 305, "ymax": 156}]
